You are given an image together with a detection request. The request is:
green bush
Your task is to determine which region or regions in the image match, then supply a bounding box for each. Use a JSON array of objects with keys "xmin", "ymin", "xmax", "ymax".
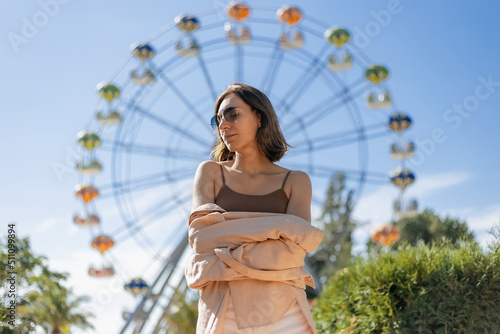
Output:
[{"xmin": 313, "ymin": 234, "xmax": 500, "ymax": 333}]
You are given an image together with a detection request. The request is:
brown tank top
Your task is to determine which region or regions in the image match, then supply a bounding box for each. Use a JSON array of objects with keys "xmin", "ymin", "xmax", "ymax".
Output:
[{"xmin": 214, "ymin": 165, "xmax": 292, "ymax": 213}]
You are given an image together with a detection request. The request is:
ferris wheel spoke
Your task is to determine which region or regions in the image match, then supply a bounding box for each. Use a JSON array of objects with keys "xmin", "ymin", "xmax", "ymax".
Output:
[
  {"xmin": 309, "ymin": 170, "xmax": 386, "ymax": 187},
  {"xmin": 315, "ymin": 74, "xmax": 369, "ymax": 108},
  {"xmin": 290, "ymin": 122, "xmax": 384, "ymax": 151},
  {"xmin": 296, "ymin": 69, "xmax": 370, "ymax": 117},
  {"xmin": 115, "ymin": 213, "xmax": 189, "ymax": 261},
  {"xmin": 299, "ymin": 23, "xmax": 329, "ymax": 39},
  {"xmin": 277, "ymin": 48, "xmax": 368, "ymax": 130},
  {"xmin": 197, "ymin": 54, "xmax": 219, "ymax": 102},
  {"xmin": 283, "ymin": 83, "xmax": 368, "ymax": 138},
  {"xmin": 310, "ymin": 171, "xmax": 385, "ymax": 210},
  {"xmin": 115, "ymin": 197, "xmax": 191, "ymax": 243},
  {"xmin": 133, "ymin": 59, "xmax": 189, "ymax": 111},
  {"xmin": 235, "ymin": 44, "xmax": 244, "ymax": 82},
  {"xmin": 112, "ymin": 188, "xmax": 190, "ymax": 261},
  {"xmin": 113, "ymin": 192, "xmax": 192, "ymax": 242},
  {"xmin": 275, "ymin": 44, "xmax": 330, "ymax": 115},
  {"xmin": 120, "ymin": 169, "xmax": 195, "ymax": 194},
  {"xmin": 330, "ymin": 75, "xmax": 370, "ymax": 101},
  {"xmin": 133, "ymin": 105, "xmax": 211, "ymax": 149},
  {"xmin": 302, "ymin": 70, "xmax": 368, "ymax": 120},
  {"xmin": 100, "ymin": 141, "xmax": 207, "ymax": 161},
  {"xmin": 282, "ymin": 91, "xmax": 354, "ymax": 136},
  {"xmin": 113, "ymin": 196, "xmax": 165, "ymax": 262},
  {"xmin": 345, "ymin": 44, "xmax": 375, "ymax": 69},
  {"xmin": 291, "ymin": 125, "xmax": 389, "ymax": 154},
  {"xmin": 132, "ymin": 186, "xmax": 192, "ymax": 226},
  {"xmin": 281, "ymin": 54, "xmax": 329, "ymax": 115},
  {"xmin": 156, "ymin": 221, "xmax": 189, "ymax": 260},
  {"xmin": 155, "ymin": 71, "xmax": 213, "ymax": 135},
  {"xmin": 343, "ymin": 76, "xmax": 369, "ymax": 94},
  {"xmin": 134, "ymin": 194, "xmax": 191, "ymax": 236},
  {"xmin": 260, "ymin": 42, "xmax": 284, "ymax": 94},
  {"xmin": 286, "ymin": 162, "xmax": 387, "ymax": 183},
  {"xmin": 361, "ymin": 177, "xmax": 390, "ymax": 185},
  {"xmin": 282, "ymin": 93, "xmax": 344, "ymax": 131},
  {"xmin": 97, "ymin": 168, "xmax": 196, "ymax": 199},
  {"xmin": 250, "ymin": 35, "xmax": 367, "ymax": 99}
]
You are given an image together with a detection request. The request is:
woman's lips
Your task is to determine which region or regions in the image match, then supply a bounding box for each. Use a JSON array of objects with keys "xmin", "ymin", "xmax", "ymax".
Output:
[{"xmin": 224, "ymin": 134, "xmax": 236, "ymax": 140}]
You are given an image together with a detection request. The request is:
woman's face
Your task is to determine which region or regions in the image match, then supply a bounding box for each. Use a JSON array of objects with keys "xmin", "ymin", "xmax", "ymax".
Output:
[{"xmin": 217, "ymin": 93, "xmax": 261, "ymax": 153}]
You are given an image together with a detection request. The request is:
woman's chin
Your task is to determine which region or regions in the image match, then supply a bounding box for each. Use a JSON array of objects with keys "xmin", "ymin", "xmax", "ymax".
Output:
[{"xmin": 225, "ymin": 143, "xmax": 237, "ymax": 152}]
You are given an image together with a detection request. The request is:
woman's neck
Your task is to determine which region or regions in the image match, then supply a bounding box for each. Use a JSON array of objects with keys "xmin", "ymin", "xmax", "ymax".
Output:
[{"xmin": 231, "ymin": 150, "xmax": 272, "ymax": 176}]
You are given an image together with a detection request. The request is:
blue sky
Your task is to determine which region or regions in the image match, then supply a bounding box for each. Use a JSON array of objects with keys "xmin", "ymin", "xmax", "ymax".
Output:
[{"xmin": 2, "ymin": 0, "xmax": 500, "ymax": 333}]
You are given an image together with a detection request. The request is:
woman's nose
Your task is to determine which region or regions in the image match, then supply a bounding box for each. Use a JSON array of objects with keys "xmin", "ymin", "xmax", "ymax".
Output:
[{"xmin": 219, "ymin": 118, "xmax": 230, "ymax": 130}]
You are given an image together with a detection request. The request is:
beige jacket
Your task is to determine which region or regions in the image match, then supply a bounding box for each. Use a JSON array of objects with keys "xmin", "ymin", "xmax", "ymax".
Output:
[{"xmin": 185, "ymin": 203, "xmax": 324, "ymax": 334}]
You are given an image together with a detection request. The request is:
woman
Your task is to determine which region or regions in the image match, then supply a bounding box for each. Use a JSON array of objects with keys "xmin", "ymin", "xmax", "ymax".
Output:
[{"xmin": 191, "ymin": 83, "xmax": 315, "ymax": 333}]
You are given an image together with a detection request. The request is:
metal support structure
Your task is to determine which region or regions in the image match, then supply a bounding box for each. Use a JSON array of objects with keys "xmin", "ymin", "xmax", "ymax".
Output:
[{"xmin": 120, "ymin": 232, "xmax": 189, "ymax": 334}]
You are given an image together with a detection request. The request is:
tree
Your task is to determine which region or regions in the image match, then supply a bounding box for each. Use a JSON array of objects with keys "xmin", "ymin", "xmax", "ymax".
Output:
[
  {"xmin": 307, "ymin": 173, "xmax": 357, "ymax": 283},
  {"xmin": 162, "ymin": 288, "xmax": 198, "ymax": 334},
  {"xmin": 20, "ymin": 278, "xmax": 93, "ymax": 334},
  {"xmin": 0, "ymin": 236, "xmax": 94, "ymax": 333},
  {"xmin": 367, "ymin": 209, "xmax": 475, "ymax": 251},
  {"xmin": 394, "ymin": 209, "xmax": 474, "ymax": 247}
]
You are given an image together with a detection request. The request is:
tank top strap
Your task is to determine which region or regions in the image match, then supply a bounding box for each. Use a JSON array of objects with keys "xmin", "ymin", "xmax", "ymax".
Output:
[
  {"xmin": 281, "ymin": 170, "xmax": 292, "ymax": 189},
  {"xmin": 219, "ymin": 164, "xmax": 226, "ymax": 185}
]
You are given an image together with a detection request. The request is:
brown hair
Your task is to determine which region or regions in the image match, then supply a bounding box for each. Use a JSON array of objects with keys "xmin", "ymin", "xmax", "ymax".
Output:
[{"xmin": 210, "ymin": 83, "xmax": 291, "ymax": 162}]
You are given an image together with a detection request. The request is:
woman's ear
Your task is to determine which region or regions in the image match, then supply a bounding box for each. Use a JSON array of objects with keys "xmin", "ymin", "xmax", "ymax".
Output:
[{"xmin": 256, "ymin": 111, "xmax": 262, "ymax": 127}]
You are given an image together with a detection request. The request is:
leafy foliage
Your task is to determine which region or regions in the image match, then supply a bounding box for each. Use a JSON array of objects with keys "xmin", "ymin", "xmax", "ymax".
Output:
[
  {"xmin": 0, "ymin": 236, "xmax": 94, "ymax": 334},
  {"xmin": 367, "ymin": 210, "xmax": 475, "ymax": 252},
  {"xmin": 313, "ymin": 230, "xmax": 500, "ymax": 333},
  {"xmin": 307, "ymin": 173, "xmax": 357, "ymax": 281},
  {"xmin": 163, "ymin": 288, "xmax": 198, "ymax": 334},
  {"xmin": 393, "ymin": 209, "xmax": 474, "ymax": 247}
]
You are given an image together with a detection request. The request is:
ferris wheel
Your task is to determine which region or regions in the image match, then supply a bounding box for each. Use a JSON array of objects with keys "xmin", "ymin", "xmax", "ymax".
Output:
[{"xmin": 72, "ymin": 3, "xmax": 415, "ymax": 332}]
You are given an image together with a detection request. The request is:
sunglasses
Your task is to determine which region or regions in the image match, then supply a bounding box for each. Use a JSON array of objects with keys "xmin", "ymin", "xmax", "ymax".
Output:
[{"xmin": 210, "ymin": 107, "xmax": 242, "ymax": 130}]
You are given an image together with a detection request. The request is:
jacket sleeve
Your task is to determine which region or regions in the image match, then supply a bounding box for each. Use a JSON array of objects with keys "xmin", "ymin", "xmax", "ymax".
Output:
[{"xmin": 189, "ymin": 213, "xmax": 324, "ymax": 253}]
